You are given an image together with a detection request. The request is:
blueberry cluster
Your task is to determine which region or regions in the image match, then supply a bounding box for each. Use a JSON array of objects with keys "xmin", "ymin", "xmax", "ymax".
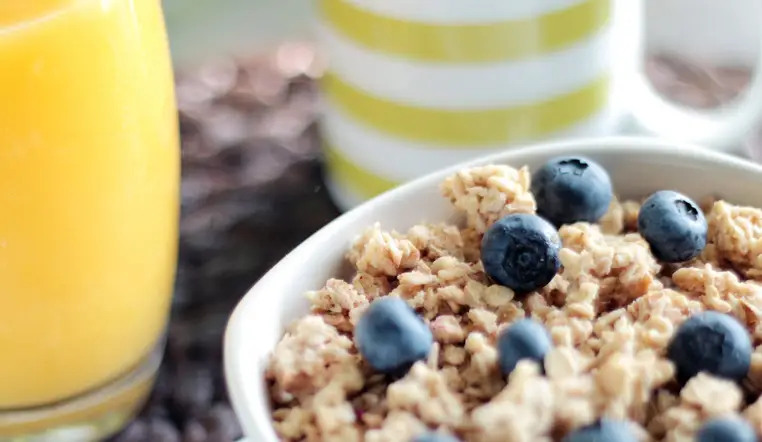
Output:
[
  {"xmin": 482, "ymin": 156, "xmax": 709, "ymax": 295},
  {"xmin": 351, "ymin": 155, "xmax": 754, "ymax": 442},
  {"xmin": 480, "ymin": 156, "xmax": 614, "ymax": 295}
]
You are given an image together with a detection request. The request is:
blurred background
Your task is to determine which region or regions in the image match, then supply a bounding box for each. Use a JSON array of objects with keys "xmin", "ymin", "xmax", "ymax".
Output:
[
  {"xmin": 115, "ymin": 1, "xmax": 762, "ymax": 441},
  {"xmin": 163, "ymin": 0, "xmax": 761, "ymax": 67}
]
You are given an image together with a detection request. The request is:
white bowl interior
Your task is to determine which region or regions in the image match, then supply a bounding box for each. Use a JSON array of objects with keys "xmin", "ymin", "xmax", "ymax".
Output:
[{"xmin": 224, "ymin": 137, "xmax": 762, "ymax": 442}]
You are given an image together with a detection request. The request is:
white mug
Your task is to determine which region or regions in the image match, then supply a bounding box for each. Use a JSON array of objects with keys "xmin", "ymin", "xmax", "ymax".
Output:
[{"xmin": 316, "ymin": 0, "xmax": 762, "ymax": 210}]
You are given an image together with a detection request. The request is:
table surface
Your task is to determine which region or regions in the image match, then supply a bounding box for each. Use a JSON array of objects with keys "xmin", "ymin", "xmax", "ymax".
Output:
[{"xmin": 108, "ymin": 46, "xmax": 756, "ymax": 442}]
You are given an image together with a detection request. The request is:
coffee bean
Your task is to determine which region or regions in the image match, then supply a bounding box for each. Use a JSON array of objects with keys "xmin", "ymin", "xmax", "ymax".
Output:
[
  {"xmin": 203, "ymin": 403, "xmax": 243, "ymax": 442},
  {"xmin": 152, "ymin": 363, "xmax": 176, "ymax": 402},
  {"xmin": 147, "ymin": 418, "xmax": 182, "ymax": 442},
  {"xmin": 145, "ymin": 402, "xmax": 171, "ymax": 420},
  {"xmin": 112, "ymin": 421, "xmax": 148, "ymax": 442},
  {"xmin": 172, "ymin": 366, "xmax": 215, "ymax": 419},
  {"xmin": 183, "ymin": 421, "xmax": 208, "ymax": 442}
]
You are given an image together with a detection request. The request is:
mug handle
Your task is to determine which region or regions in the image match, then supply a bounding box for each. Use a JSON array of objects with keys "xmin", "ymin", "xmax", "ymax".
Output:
[{"xmin": 626, "ymin": 2, "xmax": 762, "ymax": 151}]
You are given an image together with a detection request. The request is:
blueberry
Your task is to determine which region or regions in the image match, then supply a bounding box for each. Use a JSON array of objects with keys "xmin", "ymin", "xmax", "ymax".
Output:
[
  {"xmin": 531, "ymin": 156, "xmax": 613, "ymax": 226},
  {"xmin": 667, "ymin": 311, "xmax": 752, "ymax": 384},
  {"xmin": 497, "ymin": 318, "xmax": 553, "ymax": 376},
  {"xmin": 562, "ymin": 419, "xmax": 637, "ymax": 442},
  {"xmin": 412, "ymin": 432, "xmax": 462, "ymax": 442},
  {"xmin": 355, "ymin": 296, "xmax": 433, "ymax": 375},
  {"xmin": 697, "ymin": 417, "xmax": 757, "ymax": 442},
  {"xmin": 637, "ymin": 190, "xmax": 707, "ymax": 263},
  {"xmin": 481, "ymin": 213, "xmax": 561, "ymax": 293}
]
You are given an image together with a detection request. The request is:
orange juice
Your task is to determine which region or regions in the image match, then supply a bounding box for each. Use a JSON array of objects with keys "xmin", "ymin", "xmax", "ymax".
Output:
[{"xmin": 0, "ymin": 0, "xmax": 178, "ymax": 414}]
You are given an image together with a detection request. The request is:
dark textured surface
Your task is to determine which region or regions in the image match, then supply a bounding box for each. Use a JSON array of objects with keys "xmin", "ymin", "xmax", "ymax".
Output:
[
  {"xmin": 108, "ymin": 46, "xmax": 756, "ymax": 441},
  {"xmin": 112, "ymin": 47, "xmax": 340, "ymax": 442}
]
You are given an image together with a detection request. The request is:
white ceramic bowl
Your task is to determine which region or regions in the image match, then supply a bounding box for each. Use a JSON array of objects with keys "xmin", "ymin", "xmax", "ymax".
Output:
[{"xmin": 224, "ymin": 136, "xmax": 762, "ymax": 442}]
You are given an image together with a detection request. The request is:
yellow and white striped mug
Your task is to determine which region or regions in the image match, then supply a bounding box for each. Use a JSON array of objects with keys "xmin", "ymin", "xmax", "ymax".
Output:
[{"xmin": 316, "ymin": 0, "xmax": 762, "ymax": 210}]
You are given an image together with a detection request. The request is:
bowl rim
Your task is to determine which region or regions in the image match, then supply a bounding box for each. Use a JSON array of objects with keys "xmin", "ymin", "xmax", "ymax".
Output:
[{"xmin": 223, "ymin": 135, "xmax": 762, "ymax": 440}]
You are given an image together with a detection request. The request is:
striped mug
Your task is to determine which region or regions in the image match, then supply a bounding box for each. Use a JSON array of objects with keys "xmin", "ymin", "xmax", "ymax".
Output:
[{"xmin": 316, "ymin": 0, "xmax": 762, "ymax": 210}]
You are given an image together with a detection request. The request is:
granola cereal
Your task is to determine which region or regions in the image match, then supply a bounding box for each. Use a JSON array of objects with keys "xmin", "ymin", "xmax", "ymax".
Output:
[{"xmin": 265, "ymin": 159, "xmax": 762, "ymax": 442}]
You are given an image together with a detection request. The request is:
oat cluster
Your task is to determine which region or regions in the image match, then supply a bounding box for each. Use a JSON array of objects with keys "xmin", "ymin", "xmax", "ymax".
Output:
[{"xmin": 265, "ymin": 164, "xmax": 762, "ymax": 442}]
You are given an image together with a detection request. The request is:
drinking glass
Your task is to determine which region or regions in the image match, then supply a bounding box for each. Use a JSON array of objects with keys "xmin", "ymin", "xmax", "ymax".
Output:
[{"xmin": 0, "ymin": 0, "xmax": 179, "ymax": 439}]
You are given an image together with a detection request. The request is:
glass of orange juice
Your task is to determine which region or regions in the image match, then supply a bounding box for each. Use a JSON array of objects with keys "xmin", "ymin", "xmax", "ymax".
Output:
[{"xmin": 0, "ymin": 0, "xmax": 179, "ymax": 440}]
